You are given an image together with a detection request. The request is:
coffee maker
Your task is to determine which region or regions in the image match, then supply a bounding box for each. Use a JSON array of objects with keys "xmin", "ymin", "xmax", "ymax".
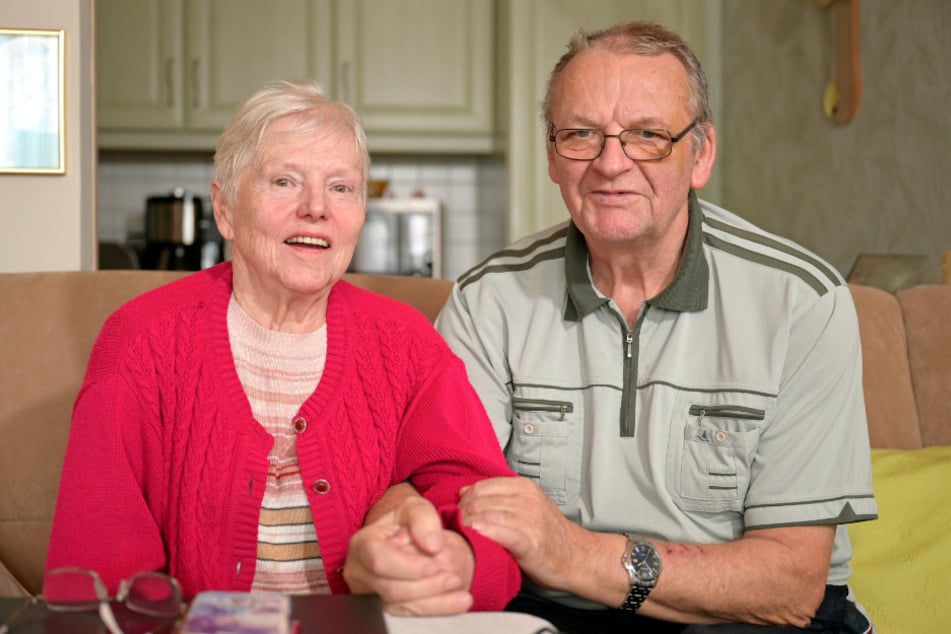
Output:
[{"xmin": 140, "ymin": 189, "xmax": 223, "ymax": 271}]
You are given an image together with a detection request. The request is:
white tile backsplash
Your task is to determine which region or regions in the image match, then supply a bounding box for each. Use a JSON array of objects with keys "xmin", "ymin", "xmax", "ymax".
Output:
[{"xmin": 97, "ymin": 152, "xmax": 508, "ymax": 280}]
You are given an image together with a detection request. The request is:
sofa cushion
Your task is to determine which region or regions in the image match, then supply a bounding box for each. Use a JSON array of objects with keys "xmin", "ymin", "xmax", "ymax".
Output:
[
  {"xmin": 343, "ymin": 273, "xmax": 452, "ymax": 323},
  {"xmin": 848, "ymin": 285, "xmax": 922, "ymax": 449},
  {"xmin": 897, "ymin": 285, "xmax": 951, "ymax": 447},
  {"xmin": 848, "ymin": 446, "xmax": 951, "ymax": 631}
]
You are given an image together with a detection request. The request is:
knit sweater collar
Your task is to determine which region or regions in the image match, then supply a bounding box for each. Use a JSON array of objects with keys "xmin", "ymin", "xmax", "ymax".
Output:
[{"xmin": 203, "ymin": 263, "xmax": 354, "ymax": 429}]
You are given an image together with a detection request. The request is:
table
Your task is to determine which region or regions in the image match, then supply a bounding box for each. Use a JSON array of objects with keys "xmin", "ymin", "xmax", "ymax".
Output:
[
  {"xmin": 385, "ymin": 611, "xmax": 556, "ymax": 634},
  {"xmin": 1, "ymin": 596, "xmax": 556, "ymax": 634}
]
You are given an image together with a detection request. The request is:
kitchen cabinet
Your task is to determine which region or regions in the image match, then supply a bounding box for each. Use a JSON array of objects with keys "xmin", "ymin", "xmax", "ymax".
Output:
[
  {"xmin": 335, "ymin": 0, "xmax": 496, "ymax": 153},
  {"xmin": 96, "ymin": 0, "xmax": 497, "ymax": 153},
  {"xmin": 96, "ymin": 0, "xmax": 183, "ymax": 132},
  {"xmin": 96, "ymin": 0, "xmax": 334, "ymax": 150}
]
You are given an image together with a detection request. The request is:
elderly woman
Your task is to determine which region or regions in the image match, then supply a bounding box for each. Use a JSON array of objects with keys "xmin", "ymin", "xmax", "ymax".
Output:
[{"xmin": 45, "ymin": 79, "xmax": 520, "ymax": 614}]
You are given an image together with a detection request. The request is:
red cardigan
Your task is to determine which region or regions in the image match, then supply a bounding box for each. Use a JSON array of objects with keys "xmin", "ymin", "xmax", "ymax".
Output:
[{"xmin": 46, "ymin": 263, "xmax": 520, "ymax": 609}]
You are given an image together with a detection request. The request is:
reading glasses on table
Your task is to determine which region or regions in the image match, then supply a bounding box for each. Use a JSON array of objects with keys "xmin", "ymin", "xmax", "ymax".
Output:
[{"xmin": 0, "ymin": 567, "xmax": 182, "ymax": 634}]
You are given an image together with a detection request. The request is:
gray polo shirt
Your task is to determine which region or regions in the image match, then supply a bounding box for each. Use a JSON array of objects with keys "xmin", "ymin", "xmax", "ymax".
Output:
[{"xmin": 436, "ymin": 193, "xmax": 877, "ymax": 607}]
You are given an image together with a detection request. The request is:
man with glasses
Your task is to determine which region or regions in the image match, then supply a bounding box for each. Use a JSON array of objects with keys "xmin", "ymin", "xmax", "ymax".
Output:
[{"xmin": 439, "ymin": 21, "xmax": 878, "ymax": 633}]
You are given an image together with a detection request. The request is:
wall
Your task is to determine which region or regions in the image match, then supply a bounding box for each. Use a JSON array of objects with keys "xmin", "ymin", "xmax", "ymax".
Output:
[
  {"xmin": 0, "ymin": 0, "xmax": 95, "ymax": 272},
  {"xmin": 717, "ymin": 0, "xmax": 951, "ymax": 279}
]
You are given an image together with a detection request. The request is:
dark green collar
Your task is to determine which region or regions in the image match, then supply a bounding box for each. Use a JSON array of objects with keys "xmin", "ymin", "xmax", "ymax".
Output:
[{"xmin": 564, "ymin": 191, "xmax": 709, "ymax": 321}]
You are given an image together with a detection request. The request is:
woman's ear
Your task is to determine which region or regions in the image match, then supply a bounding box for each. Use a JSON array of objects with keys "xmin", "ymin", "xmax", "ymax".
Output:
[{"xmin": 210, "ymin": 181, "xmax": 235, "ymax": 241}]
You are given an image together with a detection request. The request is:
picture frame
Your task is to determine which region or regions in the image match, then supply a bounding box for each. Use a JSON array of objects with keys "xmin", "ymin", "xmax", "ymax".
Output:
[{"xmin": 0, "ymin": 28, "xmax": 65, "ymax": 175}]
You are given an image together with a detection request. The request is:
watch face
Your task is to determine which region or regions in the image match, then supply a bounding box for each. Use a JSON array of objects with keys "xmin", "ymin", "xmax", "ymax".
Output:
[{"xmin": 631, "ymin": 542, "xmax": 661, "ymax": 582}]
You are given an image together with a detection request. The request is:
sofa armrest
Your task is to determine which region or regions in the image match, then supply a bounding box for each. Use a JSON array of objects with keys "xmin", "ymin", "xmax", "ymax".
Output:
[
  {"xmin": 0, "ymin": 560, "xmax": 29, "ymax": 598},
  {"xmin": 896, "ymin": 285, "xmax": 951, "ymax": 447},
  {"xmin": 848, "ymin": 284, "xmax": 922, "ymax": 448}
]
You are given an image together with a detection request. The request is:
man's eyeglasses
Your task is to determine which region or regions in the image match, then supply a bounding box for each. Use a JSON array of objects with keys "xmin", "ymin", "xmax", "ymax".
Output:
[
  {"xmin": 548, "ymin": 118, "xmax": 700, "ymax": 162},
  {"xmin": 0, "ymin": 567, "xmax": 182, "ymax": 634}
]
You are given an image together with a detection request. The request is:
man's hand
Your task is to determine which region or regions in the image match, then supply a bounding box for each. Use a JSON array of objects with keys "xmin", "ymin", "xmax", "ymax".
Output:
[
  {"xmin": 459, "ymin": 476, "xmax": 594, "ymax": 592},
  {"xmin": 462, "ymin": 477, "xmax": 836, "ymax": 625},
  {"xmin": 344, "ymin": 495, "xmax": 476, "ymax": 616}
]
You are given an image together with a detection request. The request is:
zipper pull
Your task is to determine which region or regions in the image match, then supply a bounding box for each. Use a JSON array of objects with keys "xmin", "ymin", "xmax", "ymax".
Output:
[
  {"xmin": 626, "ymin": 331, "xmax": 634, "ymax": 359},
  {"xmin": 695, "ymin": 409, "xmax": 713, "ymax": 441},
  {"xmin": 559, "ymin": 404, "xmax": 568, "ymax": 421}
]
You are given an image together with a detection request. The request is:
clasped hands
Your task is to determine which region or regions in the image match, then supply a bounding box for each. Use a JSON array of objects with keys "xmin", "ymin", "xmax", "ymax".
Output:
[
  {"xmin": 343, "ymin": 494, "xmax": 476, "ymax": 616},
  {"xmin": 345, "ymin": 476, "xmax": 578, "ymax": 616}
]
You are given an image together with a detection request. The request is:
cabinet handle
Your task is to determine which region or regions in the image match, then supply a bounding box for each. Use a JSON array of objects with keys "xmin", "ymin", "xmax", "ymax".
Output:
[
  {"xmin": 192, "ymin": 59, "xmax": 200, "ymax": 109},
  {"xmin": 340, "ymin": 61, "xmax": 351, "ymax": 103},
  {"xmin": 165, "ymin": 57, "xmax": 174, "ymax": 106}
]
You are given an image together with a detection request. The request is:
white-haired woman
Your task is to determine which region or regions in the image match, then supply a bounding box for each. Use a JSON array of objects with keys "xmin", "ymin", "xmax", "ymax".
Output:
[{"xmin": 47, "ymin": 79, "xmax": 520, "ymax": 615}]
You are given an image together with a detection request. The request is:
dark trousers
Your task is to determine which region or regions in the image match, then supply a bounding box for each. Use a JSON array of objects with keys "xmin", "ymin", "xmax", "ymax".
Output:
[{"xmin": 506, "ymin": 585, "xmax": 872, "ymax": 634}]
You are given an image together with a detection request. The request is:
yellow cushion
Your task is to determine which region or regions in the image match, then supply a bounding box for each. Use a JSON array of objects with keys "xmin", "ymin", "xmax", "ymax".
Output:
[{"xmin": 848, "ymin": 446, "xmax": 951, "ymax": 633}]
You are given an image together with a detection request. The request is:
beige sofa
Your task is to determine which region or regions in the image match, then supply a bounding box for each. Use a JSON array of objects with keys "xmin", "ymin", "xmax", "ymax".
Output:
[{"xmin": 1, "ymin": 272, "xmax": 948, "ymax": 631}]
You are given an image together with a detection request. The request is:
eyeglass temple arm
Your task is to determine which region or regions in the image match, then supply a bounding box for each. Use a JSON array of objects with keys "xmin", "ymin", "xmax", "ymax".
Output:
[
  {"xmin": 0, "ymin": 596, "xmax": 38, "ymax": 634},
  {"xmin": 99, "ymin": 600, "xmax": 124, "ymax": 634},
  {"xmin": 670, "ymin": 118, "xmax": 700, "ymax": 142}
]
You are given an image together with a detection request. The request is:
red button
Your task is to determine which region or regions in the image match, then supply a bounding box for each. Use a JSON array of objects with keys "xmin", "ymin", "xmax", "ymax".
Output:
[
  {"xmin": 292, "ymin": 416, "xmax": 307, "ymax": 433},
  {"xmin": 312, "ymin": 479, "xmax": 331, "ymax": 494}
]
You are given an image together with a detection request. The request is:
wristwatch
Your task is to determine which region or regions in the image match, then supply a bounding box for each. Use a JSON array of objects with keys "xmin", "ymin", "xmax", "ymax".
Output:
[{"xmin": 618, "ymin": 534, "xmax": 662, "ymax": 612}]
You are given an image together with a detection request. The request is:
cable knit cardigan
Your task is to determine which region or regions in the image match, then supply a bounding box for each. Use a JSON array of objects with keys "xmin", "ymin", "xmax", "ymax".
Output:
[{"xmin": 45, "ymin": 263, "xmax": 521, "ymax": 610}]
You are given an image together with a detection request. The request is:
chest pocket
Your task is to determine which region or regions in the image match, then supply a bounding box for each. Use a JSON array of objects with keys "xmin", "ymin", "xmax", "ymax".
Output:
[
  {"xmin": 509, "ymin": 397, "xmax": 575, "ymax": 505},
  {"xmin": 666, "ymin": 403, "xmax": 766, "ymax": 513}
]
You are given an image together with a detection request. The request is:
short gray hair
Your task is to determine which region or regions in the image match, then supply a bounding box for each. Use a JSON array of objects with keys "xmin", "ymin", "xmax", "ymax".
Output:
[
  {"xmin": 542, "ymin": 21, "xmax": 712, "ymax": 151},
  {"xmin": 214, "ymin": 79, "xmax": 370, "ymax": 206}
]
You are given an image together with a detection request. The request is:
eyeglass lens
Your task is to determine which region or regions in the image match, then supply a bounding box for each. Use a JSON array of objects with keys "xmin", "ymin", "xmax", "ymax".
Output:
[
  {"xmin": 122, "ymin": 572, "xmax": 181, "ymax": 617},
  {"xmin": 553, "ymin": 118, "xmax": 699, "ymax": 161},
  {"xmin": 554, "ymin": 129, "xmax": 672, "ymax": 161},
  {"xmin": 43, "ymin": 568, "xmax": 105, "ymax": 611},
  {"xmin": 44, "ymin": 568, "xmax": 181, "ymax": 617}
]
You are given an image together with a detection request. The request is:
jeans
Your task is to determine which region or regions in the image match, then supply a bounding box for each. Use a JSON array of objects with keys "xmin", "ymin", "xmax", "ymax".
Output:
[{"xmin": 507, "ymin": 585, "xmax": 873, "ymax": 634}]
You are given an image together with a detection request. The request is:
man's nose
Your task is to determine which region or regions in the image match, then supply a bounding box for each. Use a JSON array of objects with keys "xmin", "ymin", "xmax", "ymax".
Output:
[{"xmin": 594, "ymin": 134, "xmax": 635, "ymax": 172}]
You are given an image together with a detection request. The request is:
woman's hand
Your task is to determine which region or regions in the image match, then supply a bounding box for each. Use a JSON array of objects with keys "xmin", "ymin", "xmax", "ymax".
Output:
[{"xmin": 344, "ymin": 495, "xmax": 476, "ymax": 616}]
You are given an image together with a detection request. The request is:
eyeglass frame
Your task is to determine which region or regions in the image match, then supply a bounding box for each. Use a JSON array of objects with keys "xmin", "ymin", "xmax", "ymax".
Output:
[
  {"xmin": 0, "ymin": 567, "xmax": 182, "ymax": 634},
  {"xmin": 548, "ymin": 117, "xmax": 701, "ymax": 162}
]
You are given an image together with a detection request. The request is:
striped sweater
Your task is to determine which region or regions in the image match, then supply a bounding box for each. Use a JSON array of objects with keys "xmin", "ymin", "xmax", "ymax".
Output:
[{"xmin": 227, "ymin": 297, "xmax": 329, "ymax": 594}]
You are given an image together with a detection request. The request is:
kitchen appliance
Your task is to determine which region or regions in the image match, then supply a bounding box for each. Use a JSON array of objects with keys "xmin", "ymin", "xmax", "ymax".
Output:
[
  {"xmin": 140, "ymin": 188, "xmax": 223, "ymax": 271},
  {"xmin": 351, "ymin": 197, "xmax": 442, "ymax": 277}
]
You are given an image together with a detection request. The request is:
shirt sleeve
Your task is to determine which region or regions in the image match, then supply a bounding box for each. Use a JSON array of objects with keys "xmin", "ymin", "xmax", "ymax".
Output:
[
  {"xmin": 744, "ymin": 285, "xmax": 878, "ymax": 529},
  {"xmin": 435, "ymin": 283, "xmax": 516, "ymax": 449}
]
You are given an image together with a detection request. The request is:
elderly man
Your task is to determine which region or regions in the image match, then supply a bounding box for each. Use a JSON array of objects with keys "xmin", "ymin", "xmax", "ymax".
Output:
[{"xmin": 440, "ymin": 21, "xmax": 877, "ymax": 634}]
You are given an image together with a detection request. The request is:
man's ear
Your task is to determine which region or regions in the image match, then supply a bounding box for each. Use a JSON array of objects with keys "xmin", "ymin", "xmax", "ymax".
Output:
[
  {"xmin": 690, "ymin": 123, "xmax": 717, "ymax": 190},
  {"xmin": 546, "ymin": 142, "xmax": 561, "ymax": 185},
  {"xmin": 210, "ymin": 181, "xmax": 235, "ymax": 241}
]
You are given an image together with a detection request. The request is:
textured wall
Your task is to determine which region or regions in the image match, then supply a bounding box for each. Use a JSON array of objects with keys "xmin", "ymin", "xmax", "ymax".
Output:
[{"xmin": 717, "ymin": 0, "xmax": 951, "ymax": 279}]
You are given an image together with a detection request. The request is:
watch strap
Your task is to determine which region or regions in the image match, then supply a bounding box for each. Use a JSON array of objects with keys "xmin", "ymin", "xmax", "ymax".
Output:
[{"xmin": 619, "ymin": 583, "xmax": 652, "ymax": 612}]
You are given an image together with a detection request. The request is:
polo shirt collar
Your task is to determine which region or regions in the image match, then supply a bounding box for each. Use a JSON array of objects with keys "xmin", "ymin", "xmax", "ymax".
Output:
[{"xmin": 564, "ymin": 191, "xmax": 709, "ymax": 321}]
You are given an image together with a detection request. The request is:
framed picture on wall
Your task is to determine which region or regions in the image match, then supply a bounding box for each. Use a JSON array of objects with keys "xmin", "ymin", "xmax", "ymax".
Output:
[{"xmin": 0, "ymin": 28, "xmax": 65, "ymax": 175}]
